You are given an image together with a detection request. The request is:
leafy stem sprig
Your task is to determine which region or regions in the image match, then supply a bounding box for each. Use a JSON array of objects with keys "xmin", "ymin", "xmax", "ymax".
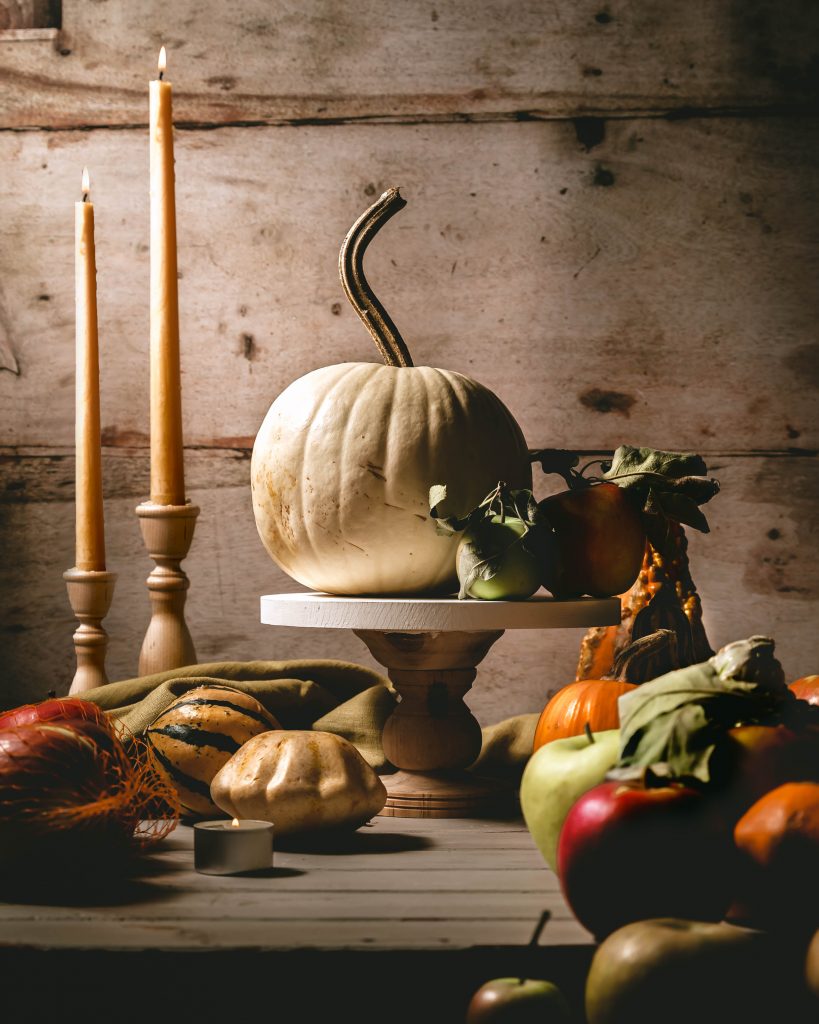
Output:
[
  {"xmin": 429, "ymin": 481, "xmax": 550, "ymax": 599},
  {"xmin": 428, "ymin": 480, "xmax": 540, "ymax": 537},
  {"xmin": 531, "ymin": 444, "xmax": 721, "ymax": 559}
]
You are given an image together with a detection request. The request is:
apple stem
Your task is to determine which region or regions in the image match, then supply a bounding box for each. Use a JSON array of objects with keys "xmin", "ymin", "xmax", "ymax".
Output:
[
  {"xmin": 584, "ymin": 722, "xmax": 595, "ymax": 744},
  {"xmin": 529, "ymin": 909, "xmax": 551, "ymax": 948},
  {"xmin": 518, "ymin": 910, "xmax": 551, "ymax": 984}
]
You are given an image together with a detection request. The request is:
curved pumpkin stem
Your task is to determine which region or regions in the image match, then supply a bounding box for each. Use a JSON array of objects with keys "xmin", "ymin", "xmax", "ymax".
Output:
[
  {"xmin": 339, "ymin": 187, "xmax": 414, "ymax": 368},
  {"xmin": 609, "ymin": 628, "xmax": 680, "ymax": 683}
]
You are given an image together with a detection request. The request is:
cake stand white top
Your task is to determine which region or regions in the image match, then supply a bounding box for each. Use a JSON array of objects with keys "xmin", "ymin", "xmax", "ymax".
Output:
[{"xmin": 260, "ymin": 592, "xmax": 620, "ymax": 632}]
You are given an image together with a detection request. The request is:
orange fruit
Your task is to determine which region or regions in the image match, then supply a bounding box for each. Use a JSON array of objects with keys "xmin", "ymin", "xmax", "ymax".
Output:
[
  {"xmin": 734, "ymin": 781, "xmax": 819, "ymax": 866},
  {"xmin": 729, "ymin": 782, "xmax": 819, "ymax": 932}
]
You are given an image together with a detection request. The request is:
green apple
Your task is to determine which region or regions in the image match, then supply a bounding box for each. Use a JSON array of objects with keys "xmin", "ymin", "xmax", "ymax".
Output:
[
  {"xmin": 457, "ymin": 516, "xmax": 542, "ymax": 600},
  {"xmin": 520, "ymin": 728, "xmax": 620, "ymax": 872},
  {"xmin": 466, "ymin": 977, "xmax": 573, "ymax": 1022}
]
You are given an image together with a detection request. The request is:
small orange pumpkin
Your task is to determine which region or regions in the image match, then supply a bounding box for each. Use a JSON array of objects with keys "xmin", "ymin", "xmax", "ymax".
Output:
[
  {"xmin": 532, "ymin": 677, "xmax": 637, "ymax": 750},
  {"xmin": 532, "ymin": 629, "xmax": 680, "ymax": 752},
  {"xmin": 790, "ymin": 676, "xmax": 819, "ymax": 705}
]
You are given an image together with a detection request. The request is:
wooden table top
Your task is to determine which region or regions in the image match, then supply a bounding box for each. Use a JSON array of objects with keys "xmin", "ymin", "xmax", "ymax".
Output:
[
  {"xmin": 0, "ymin": 816, "xmax": 592, "ymax": 953},
  {"xmin": 0, "ymin": 816, "xmax": 597, "ymax": 1022}
]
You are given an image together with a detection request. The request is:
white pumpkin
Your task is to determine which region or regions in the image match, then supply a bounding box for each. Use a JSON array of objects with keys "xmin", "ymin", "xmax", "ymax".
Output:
[
  {"xmin": 251, "ymin": 188, "xmax": 532, "ymax": 595},
  {"xmin": 210, "ymin": 730, "xmax": 388, "ymax": 835},
  {"xmin": 252, "ymin": 362, "xmax": 531, "ymax": 594}
]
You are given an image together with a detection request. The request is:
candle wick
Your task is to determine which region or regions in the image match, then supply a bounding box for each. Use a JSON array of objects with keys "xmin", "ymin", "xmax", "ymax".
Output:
[{"xmin": 158, "ymin": 70, "xmax": 164, "ymax": 81}]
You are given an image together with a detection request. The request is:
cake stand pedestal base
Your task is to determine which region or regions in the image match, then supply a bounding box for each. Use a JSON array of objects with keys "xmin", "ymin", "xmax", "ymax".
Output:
[
  {"xmin": 260, "ymin": 593, "xmax": 620, "ymax": 819},
  {"xmin": 353, "ymin": 627, "xmax": 508, "ymax": 818}
]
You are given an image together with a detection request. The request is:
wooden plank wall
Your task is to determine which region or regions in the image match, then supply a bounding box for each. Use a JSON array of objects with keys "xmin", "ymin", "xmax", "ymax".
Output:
[{"xmin": 1, "ymin": 0, "xmax": 817, "ymax": 718}]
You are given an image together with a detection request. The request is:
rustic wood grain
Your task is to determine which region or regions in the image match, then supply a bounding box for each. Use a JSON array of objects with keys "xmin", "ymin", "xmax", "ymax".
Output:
[
  {"xmin": 1, "ymin": 0, "xmax": 817, "ymax": 128},
  {"xmin": 1, "ymin": 1, "xmax": 816, "ymax": 724},
  {"xmin": 0, "ymin": 816, "xmax": 593, "ymax": 1021},
  {"xmin": 0, "ymin": 1, "xmax": 55, "ymax": 32},
  {"xmin": 1, "ymin": 449, "xmax": 816, "ymax": 717},
  {"xmin": 0, "ymin": 817, "xmax": 590, "ymax": 948},
  {"xmin": 1, "ymin": 117, "xmax": 817, "ymax": 454}
]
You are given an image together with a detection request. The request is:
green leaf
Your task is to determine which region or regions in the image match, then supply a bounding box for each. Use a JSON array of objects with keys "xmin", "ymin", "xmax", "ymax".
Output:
[
  {"xmin": 604, "ymin": 445, "xmax": 709, "ymax": 485},
  {"xmin": 508, "ymin": 488, "xmax": 541, "ymax": 526},
  {"xmin": 653, "ymin": 491, "xmax": 711, "ymax": 533},
  {"xmin": 711, "ymin": 635, "xmax": 786, "ymax": 688},
  {"xmin": 429, "ymin": 480, "xmax": 544, "ymax": 535},
  {"xmin": 428, "ymin": 483, "xmax": 448, "ymax": 513},
  {"xmin": 428, "ymin": 481, "xmax": 484, "ymax": 535},
  {"xmin": 616, "ymin": 635, "xmax": 791, "ymax": 785},
  {"xmin": 455, "ymin": 527, "xmax": 512, "ymax": 599},
  {"xmin": 599, "ymin": 445, "xmax": 720, "ymax": 551}
]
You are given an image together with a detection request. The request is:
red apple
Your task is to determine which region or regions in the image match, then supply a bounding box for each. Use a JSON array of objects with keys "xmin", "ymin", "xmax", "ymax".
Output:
[
  {"xmin": 715, "ymin": 722, "xmax": 819, "ymax": 822},
  {"xmin": 557, "ymin": 779, "xmax": 735, "ymax": 939},
  {"xmin": 538, "ymin": 482, "xmax": 646, "ymax": 598}
]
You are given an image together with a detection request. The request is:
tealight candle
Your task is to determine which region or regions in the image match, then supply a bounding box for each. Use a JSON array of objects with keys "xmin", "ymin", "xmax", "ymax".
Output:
[{"xmin": 193, "ymin": 818, "xmax": 274, "ymax": 875}]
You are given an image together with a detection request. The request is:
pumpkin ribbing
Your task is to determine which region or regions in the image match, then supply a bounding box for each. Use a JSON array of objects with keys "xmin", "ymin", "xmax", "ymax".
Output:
[
  {"xmin": 251, "ymin": 363, "xmax": 532, "ymax": 594},
  {"xmin": 145, "ymin": 685, "xmax": 280, "ymax": 818}
]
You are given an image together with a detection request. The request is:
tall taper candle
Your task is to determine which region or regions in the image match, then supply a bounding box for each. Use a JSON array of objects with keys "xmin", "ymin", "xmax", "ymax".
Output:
[
  {"xmin": 149, "ymin": 45, "xmax": 185, "ymax": 506},
  {"xmin": 75, "ymin": 167, "xmax": 105, "ymax": 571}
]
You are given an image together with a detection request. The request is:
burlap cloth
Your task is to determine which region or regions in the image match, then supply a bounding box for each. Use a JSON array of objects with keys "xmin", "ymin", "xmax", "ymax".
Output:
[{"xmin": 80, "ymin": 659, "xmax": 537, "ymax": 778}]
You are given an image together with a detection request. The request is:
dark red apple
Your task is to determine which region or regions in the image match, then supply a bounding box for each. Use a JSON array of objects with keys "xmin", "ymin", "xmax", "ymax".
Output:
[
  {"xmin": 715, "ymin": 722, "xmax": 819, "ymax": 823},
  {"xmin": 538, "ymin": 482, "xmax": 646, "ymax": 598},
  {"xmin": 557, "ymin": 779, "xmax": 735, "ymax": 939}
]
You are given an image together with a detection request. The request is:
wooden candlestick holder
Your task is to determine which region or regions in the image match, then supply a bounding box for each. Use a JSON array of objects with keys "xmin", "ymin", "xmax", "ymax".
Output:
[
  {"xmin": 136, "ymin": 501, "xmax": 199, "ymax": 676},
  {"xmin": 63, "ymin": 567, "xmax": 117, "ymax": 694}
]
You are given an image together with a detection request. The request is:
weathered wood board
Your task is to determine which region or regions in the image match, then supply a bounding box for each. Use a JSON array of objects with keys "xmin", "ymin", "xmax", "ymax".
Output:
[
  {"xmin": 0, "ymin": 0, "xmax": 817, "ymax": 715},
  {"xmin": 2, "ymin": 0, "xmax": 818, "ymax": 128},
  {"xmin": 2, "ymin": 449, "xmax": 816, "ymax": 716},
  {"xmin": 0, "ymin": 816, "xmax": 593, "ymax": 1021},
  {"xmin": 1, "ymin": 117, "xmax": 817, "ymax": 452},
  {"xmin": 0, "ymin": 816, "xmax": 588, "ymax": 946}
]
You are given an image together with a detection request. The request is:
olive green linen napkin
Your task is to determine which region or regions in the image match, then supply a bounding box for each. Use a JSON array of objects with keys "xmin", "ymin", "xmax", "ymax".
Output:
[{"xmin": 80, "ymin": 660, "xmax": 537, "ymax": 778}]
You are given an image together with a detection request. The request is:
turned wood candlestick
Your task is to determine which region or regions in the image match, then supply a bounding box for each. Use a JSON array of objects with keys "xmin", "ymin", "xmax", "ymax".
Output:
[
  {"xmin": 63, "ymin": 567, "xmax": 117, "ymax": 694},
  {"xmin": 260, "ymin": 593, "xmax": 620, "ymax": 818},
  {"xmin": 136, "ymin": 501, "xmax": 199, "ymax": 676}
]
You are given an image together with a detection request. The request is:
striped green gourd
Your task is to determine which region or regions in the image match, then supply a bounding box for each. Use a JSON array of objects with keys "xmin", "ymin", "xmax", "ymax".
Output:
[{"xmin": 146, "ymin": 684, "xmax": 280, "ymax": 817}]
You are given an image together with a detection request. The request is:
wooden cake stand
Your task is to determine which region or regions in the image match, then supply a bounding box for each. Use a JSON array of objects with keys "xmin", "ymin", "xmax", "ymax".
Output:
[{"xmin": 260, "ymin": 593, "xmax": 619, "ymax": 818}]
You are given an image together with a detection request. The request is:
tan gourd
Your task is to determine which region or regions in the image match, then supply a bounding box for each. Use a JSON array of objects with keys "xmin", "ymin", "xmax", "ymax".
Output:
[
  {"xmin": 210, "ymin": 730, "xmax": 388, "ymax": 835},
  {"xmin": 251, "ymin": 189, "xmax": 532, "ymax": 595}
]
